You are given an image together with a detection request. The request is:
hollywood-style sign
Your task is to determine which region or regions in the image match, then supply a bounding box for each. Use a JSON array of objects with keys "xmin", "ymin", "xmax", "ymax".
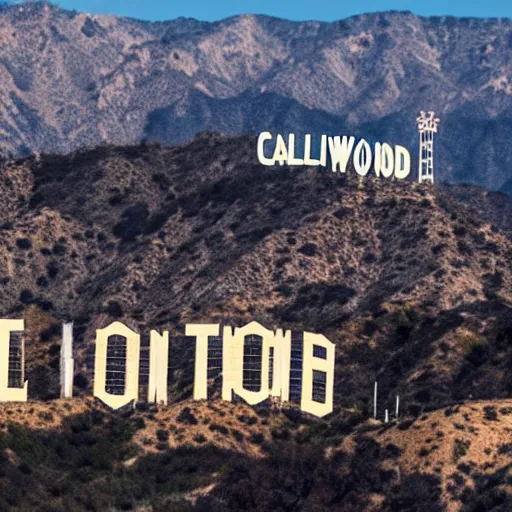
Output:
[
  {"xmin": 257, "ymin": 132, "xmax": 411, "ymax": 179},
  {"xmin": 0, "ymin": 320, "xmax": 336, "ymax": 418}
]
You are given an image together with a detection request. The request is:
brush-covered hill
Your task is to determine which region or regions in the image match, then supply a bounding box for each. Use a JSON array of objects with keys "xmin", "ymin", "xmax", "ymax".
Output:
[
  {"xmin": 444, "ymin": 184, "xmax": 512, "ymax": 240},
  {"xmin": 0, "ymin": 396, "xmax": 509, "ymax": 510},
  {"xmin": 0, "ymin": 134, "xmax": 511, "ymax": 510},
  {"xmin": 1, "ymin": 2, "xmax": 512, "ymax": 191},
  {"xmin": 0, "ymin": 133, "xmax": 510, "ymax": 413}
]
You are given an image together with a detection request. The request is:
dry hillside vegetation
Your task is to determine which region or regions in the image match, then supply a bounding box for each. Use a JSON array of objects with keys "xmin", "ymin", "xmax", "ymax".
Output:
[{"xmin": 0, "ymin": 134, "xmax": 510, "ymax": 510}]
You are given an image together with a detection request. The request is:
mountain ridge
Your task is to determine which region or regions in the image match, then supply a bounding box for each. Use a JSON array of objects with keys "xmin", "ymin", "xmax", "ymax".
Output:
[
  {"xmin": 1, "ymin": 3, "xmax": 512, "ymax": 191},
  {"xmin": 0, "ymin": 133, "xmax": 511, "ymax": 509}
]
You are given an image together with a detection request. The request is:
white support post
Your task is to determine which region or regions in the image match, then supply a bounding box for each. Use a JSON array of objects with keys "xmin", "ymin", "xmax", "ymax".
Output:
[
  {"xmin": 396, "ymin": 395, "xmax": 400, "ymax": 420},
  {"xmin": 60, "ymin": 322, "xmax": 74, "ymax": 399},
  {"xmin": 148, "ymin": 330, "xmax": 169, "ymax": 404},
  {"xmin": 385, "ymin": 409, "xmax": 389, "ymax": 423},
  {"xmin": 373, "ymin": 381, "xmax": 378, "ymax": 419}
]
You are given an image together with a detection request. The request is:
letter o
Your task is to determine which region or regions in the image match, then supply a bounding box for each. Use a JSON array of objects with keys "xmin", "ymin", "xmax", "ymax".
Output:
[
  {"xmin": 354, "ymin": 139, "xmax": 372, "ymax": 176},
  {"xmin": 381, "ymin": 143, "xmax": 395, "ymax": 178}
]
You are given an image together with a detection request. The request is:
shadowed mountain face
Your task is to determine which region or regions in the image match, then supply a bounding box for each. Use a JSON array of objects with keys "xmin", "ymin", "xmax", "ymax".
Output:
[
  {"xmin": 1, "ymin": 3, "xmax": 512, "ymax": 191},
  {"xmin": 0, "ymin": 133, "xmax": 511, "ymax": 416}
]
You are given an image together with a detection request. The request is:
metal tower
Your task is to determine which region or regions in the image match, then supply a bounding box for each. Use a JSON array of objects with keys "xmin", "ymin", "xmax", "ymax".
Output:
[{"xmin": 417, "ymin": 111, "xmax": 440, "ymax": 184}]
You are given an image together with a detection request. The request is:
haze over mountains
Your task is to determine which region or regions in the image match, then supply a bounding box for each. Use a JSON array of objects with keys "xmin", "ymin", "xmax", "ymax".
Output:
[{"xmin": 1, "ymin": 2, "xmax": 512, "ymax": 192}]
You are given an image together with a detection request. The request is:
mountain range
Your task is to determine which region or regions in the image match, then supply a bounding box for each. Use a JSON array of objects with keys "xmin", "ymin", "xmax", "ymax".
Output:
[
  {"xmin": 1, "ymin": 2, "xmax": 512, "ymax": 192},
  {"xmin": 0, "ymin": 3, "xmax": 512, "ymax": 509}
]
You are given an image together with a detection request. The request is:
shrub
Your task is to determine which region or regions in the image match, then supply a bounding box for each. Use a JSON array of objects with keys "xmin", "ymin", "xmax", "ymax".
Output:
[
  {"xmin": 231, "ymin": 429, "xmax": 244, "ymax": 442},
  {"xmin": 459, "ymin": 332, "xmax": 487, "ymax": 355},
  {"xmin": 483, "ymin": 406, "xmax": 498, "ymax": 421},
  {"xmin": 52, "ymin": 243, "xmax": 67, "ymax": 256},
  {"xmin": 193, "ymin": 434, "xmax": 206, "ymax": 444},
  {"xmin": 249, "ymin": 433, "xmax": 265, "ymax": 444},
  {"xmin": 156, "ymin": 429, "xmax": 169, "ymax": 442},
  {"xmin": 363, "ymin": 252, "xmax": 377, "ymax": 264},
  {"xmin": 297, "ymin": 243, "xmax": 317, "ymax": 257},
  {"xmin": 38, "ymin": 411, "xmax": 54, "ymax": 422},
  {"xmin": 332, "ymin": 207, "xmax": 352, "ymax": 219},
  {"xmin": 36, "ymin": 276, "xmax": 49, "ymax": 288},
  {"xmin": 46, "ymin": 261, "xmax": 59, "ymax": 279},
  {"xmin": 73, "ymin": 373, "xmax": 88, "ymax": 389},
  {"xmin": 16, "ymin": 238, "xmax": 32, "ymax": 250},
  {"xmin": 454, "ymin": 225, "xmax": 467, "ymax": 237},
  {"xmin": 274, "ymin": 284, "xmax": 292, "ymax": 297},
  {"xmin": 237, "ymin": 415, "xmax": 258, "ymax": 426},
  {"xmin": 457, "ymin": 463, "xmax": 472, "ymax": 475},
  {"xmin": 19, "ymin": 289, "xmax": 33, "ymax": 304},
  {"xmin": 394, "ymin": 304, "xmax": 419, "ymax": 339},
  {"xmin": 177, "ymin": 407, "xmax": 198, "ymax": 425},
  {"xmin": 48, "ymin": 343, "xmax": 60, "ymax": 356},
  {"xmin": 452, "ymin": 439, "xmax": 470, "ymax": 463},
  {"xmin": 498, "ymin": 443, "xmax": 512, "ymax": 455},
  {"xmin": 209, "ymin": 424, "xmax": 228, "ymax": 435},
  {"xmin": 113, "ymin": 203, "xmax": 149, "ymax": 242},
  {"xmin": 132, "ymin": 417, "xmax": 145, "ymax": 430},
  {"xmin": 386, "ymin": 473, "xmax": 443, "ymax": 511},
  {"xmin": 40, "ymin": 323, "xmax": 61, "ymax": 342},
  {"xmin": 271, "ymin": 428, "xmax": 290, "ymax": 440},
  {"xmin": 105, "ymin": 301, "xmax": 123, "ymax": 318}
]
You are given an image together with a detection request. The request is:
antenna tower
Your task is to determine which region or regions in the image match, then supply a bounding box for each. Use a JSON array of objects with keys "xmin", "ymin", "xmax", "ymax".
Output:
[{"xmin": 417, "ymin": 111, "xmax": 440, "ymax": 184}]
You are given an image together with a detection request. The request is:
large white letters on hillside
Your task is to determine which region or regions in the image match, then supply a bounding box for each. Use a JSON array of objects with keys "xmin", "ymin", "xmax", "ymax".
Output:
[
  {"xmin": 257, "ymin": 132, "xmax": 411, "ymax": 180},
  {"xmin": 93, "ymin": 322, "xmax": 141, "ymax": 410},
  {"xmin": 0, "ymin": 320, "xmax": 336, "ymax": 418},
  {"xmin": 92, "ymin": 321, "xmax": 335, "ymax": 417},
  {"xmin": 0, "ymin": 319, "xmax": 27, "ymax": 402}
]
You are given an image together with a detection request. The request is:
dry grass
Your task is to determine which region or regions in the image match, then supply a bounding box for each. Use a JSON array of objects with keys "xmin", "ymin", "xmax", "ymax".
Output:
[{"xmin": 341, "ymin": 399, "xmax": 512, "ymax": 512}]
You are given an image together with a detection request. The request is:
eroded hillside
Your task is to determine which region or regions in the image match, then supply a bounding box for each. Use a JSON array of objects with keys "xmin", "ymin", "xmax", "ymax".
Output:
[{"xmin": 0, "ymin": 134, "xmax": 511, "ymax": 510}]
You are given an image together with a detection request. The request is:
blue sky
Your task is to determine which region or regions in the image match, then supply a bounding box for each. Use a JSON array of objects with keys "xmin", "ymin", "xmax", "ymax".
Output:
[{"xmin": 34, "ymin": 1, "xmax": 512, "ymax": 22}]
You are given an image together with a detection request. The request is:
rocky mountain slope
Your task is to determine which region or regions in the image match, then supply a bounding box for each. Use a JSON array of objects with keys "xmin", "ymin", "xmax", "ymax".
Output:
[
  {"xmin": 1, "ymin": 2, "xmax": 512, "ymax": 191},
  {"xmin": 0, "ymin": 133, "xmax": 511, "ymax": 415},
  {"xmin": 444, "ymin": 185, "xmax": 512, "ymax": 239},
  {"xmin": 0, "ymin": 134, "xmax": 511, "ymax": 509}
]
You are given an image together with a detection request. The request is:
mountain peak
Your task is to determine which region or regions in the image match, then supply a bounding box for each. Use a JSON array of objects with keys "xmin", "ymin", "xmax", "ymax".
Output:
[{"xmin": 0, "ymin": 6, "xmax": 511, "ymax": 191}]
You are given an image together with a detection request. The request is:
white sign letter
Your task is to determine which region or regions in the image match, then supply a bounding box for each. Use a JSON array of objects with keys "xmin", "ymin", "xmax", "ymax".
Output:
[
  {"xmin": 186, "ymin": 324, "xmax": 220, "ymax": 401},
  {"xmin": 328, "ymin": 136, "xmax": 355, "ymax": 173},
  {"xmin": 257, "ymin": 132, "xmax": 274, "ymax": 166},
  {"xmin": 0, "ymin": 319, "xmax": 27, "ymax": 402}
]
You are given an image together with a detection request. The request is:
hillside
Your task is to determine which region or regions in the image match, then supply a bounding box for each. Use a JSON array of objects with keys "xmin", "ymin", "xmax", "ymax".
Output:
[
  {"xmin": 1, "ymin": 2, "xmax": 512, "ymax": 191},
  {"xmin": 443, "ymin": 185, "xmax": 512, "ymax": 239},
  {"xmin": 0, "ymin": 134, "xmax": 511, "ymax": 509},
  {"xmin": 0, "ymin": 396, "xmax": 509, "ymax": 510},
  {"xmin": 0, "ymin": 133, "xmax": 510, "ymax": 413}
]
